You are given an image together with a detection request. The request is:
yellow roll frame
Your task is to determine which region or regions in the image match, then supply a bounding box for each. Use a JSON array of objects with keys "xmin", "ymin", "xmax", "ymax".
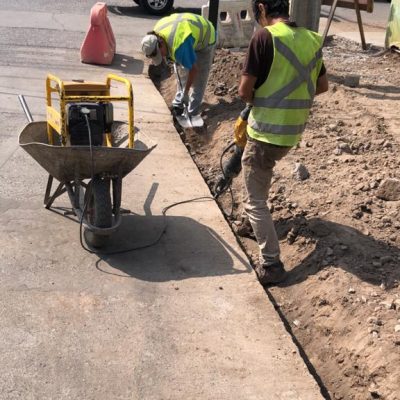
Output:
[{"xmin": 45, "ymin": 73, "xmax": 134, "ymax": 148}]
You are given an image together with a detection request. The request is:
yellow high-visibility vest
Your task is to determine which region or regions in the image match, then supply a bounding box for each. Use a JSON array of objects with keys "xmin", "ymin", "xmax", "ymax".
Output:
[
  {"xmin": 154, "ymin": 13, "xmax": 216, "ymax": 62},
  {"xmin": 247, "ymin": 22, "xmax": 323, "ymax": 147},
  {"xmin": 385, "ymin": 0, "xmax": 400, "ymax": 49}
]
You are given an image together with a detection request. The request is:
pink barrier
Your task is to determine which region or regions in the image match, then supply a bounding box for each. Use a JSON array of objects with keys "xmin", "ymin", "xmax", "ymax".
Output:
[{"xmin": 80, "ymin": 2, "xmax": 116, "ymax": 65}]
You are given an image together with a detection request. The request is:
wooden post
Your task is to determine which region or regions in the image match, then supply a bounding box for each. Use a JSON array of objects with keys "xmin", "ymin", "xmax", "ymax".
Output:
[
  {"xmin": 208, "ymin": 0, "xmax": 219, "ymax": 30},
  {"xmin": 322, "ymin": 0, "xmax": 339, "ymax": 44},
  {"xmin": 290, "ymin": 0, "xmax": 322, "ymax": 32},
  {"xmin": 321, "ymin": 0, "xmax": 367, "ymax": 50}
]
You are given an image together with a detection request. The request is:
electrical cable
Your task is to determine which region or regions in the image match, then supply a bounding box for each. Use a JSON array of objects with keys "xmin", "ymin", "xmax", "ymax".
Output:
[
  {"xmin": 78, "ymin": 111, "xmax": 222, "ymax": 256},
  {"xmin": 81, "ymin": 195, "xmax": 215, "ymax": 256},
  {"xmin": 79, "ymin": 109, "xmax": 96, "ymax": 253},
  {"xmin": 216, "ymin": 142, "xmax": 235, "ymax": 218}
]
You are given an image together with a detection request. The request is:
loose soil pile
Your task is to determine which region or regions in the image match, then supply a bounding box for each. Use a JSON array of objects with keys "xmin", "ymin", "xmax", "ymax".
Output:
[{"xmin": 149, "ymin": 36, "xmax": 400, "ymax": 400}]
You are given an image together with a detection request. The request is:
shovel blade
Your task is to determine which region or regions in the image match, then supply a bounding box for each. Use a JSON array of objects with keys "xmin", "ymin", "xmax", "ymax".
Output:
[
  {"xmin": 190, "ymin": 115, "xmax": 204, "ymax": 127},
  {"xmin": 176, "ymin": 114, "xmax": 204, "ymax": 129},
  {"xmin": 176, "ymin": 115, "xmax": 192, "ymax": 129}
]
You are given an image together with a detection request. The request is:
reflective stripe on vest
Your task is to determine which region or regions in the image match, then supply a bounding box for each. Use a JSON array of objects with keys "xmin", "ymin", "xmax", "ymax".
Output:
[
  {"xmin": 252, "ymin": 40, "xmax": 322, "ymax": 111},
  {"xmin": 155, "ymin": 14, "xmax": 215, "ymax": 54},
  {"xmin": 248, "ymin": 24, "xmax": 323, "ymax": 145},
  {"xmin": 249, "ymin": 120, "xmax": 306, "ymax": 135}
]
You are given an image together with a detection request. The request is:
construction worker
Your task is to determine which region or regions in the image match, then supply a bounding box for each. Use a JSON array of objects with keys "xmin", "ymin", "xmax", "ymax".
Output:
[
  {"xmin": 238, "ymin": 0, "xmax": 328, "ymax": 285},
  {"xmin": 141, "ymin": 13, "xmax": 216, "ymax": 118}
]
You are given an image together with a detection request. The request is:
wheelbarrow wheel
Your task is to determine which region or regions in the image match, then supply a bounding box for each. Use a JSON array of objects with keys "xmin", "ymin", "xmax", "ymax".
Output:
[
  {"xmin": 84, "ymin": 229, "xmax": 108, "ymax": 249},
  {"xmin": 84, "ymin": 177, "xmax": 112, "ymax": 248}
]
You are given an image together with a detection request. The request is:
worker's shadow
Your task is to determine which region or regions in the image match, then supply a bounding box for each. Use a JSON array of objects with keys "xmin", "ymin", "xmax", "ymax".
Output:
[
  {"xmin": 99, "ymin": 53, "xmax": 145, "ymax": 75},
  {"xmin": 274, "ymin": 216, "xmax": 400, "ymax": 289},
  {"xmin": 96, "ymin": 215, "xmax": 251, "ymax": 281},
  {"xmin": 96, "ymin": 184, "xmax": 251, "ymax": 281}
]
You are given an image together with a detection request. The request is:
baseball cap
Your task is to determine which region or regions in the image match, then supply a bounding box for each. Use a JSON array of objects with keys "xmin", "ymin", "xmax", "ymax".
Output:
[{"xmin": 141, "ymin": 34, "xmax": 163, "ymax": 66}]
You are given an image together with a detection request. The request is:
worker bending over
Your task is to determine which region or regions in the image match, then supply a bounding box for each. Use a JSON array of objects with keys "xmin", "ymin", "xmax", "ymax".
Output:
[{"xmin": 141, "ymin": 13, "xmax": 216, "ymax": 118}]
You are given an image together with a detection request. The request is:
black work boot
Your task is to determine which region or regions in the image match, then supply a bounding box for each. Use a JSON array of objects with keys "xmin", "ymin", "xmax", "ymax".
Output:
[{"xmin": 255, "ymin": 260, "xmax": 287, "ymax": 286}]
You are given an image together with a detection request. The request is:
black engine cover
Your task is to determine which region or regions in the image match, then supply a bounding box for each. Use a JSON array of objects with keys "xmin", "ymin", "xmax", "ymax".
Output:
[{"xmin": 68, "ymin": 103, "xmax": 113, "ymax": 146}]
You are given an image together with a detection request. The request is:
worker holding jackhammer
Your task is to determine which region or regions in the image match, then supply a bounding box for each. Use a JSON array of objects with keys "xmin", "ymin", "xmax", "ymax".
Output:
[
  {"xmin": 141, "ymin": 13, "xmax": 216, "ymax": 119},
  {"xmin": 234, "ymin": 0, "xmax": 328, "ymax": 285}
]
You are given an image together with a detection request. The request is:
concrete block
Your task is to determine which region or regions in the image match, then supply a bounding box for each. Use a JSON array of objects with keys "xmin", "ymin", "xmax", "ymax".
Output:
[{"xmin": 202, "ymin": 0, "xmax": 256, "ymax": 48}]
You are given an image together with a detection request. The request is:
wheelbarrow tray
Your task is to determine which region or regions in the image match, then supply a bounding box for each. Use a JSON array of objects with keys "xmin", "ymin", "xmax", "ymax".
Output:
[{"xmin": 19, "ymin": 122, "xmax": 156, "ymax": 182}]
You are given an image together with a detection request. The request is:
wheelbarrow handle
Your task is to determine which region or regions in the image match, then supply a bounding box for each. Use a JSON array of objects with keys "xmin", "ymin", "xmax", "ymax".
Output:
[{"xmin": 18, "ymin": 94, "xmax": 33, "ymax": 123}]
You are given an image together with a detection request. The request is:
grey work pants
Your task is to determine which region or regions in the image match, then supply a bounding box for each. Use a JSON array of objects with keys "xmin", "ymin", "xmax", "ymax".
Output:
[
  {"xmin": 172, "ymin": 43, "xmax": 215, "ymax": 116},
  {"xmin": 242, "ymin": 136, "xmax": 291, "ymax": 266}
]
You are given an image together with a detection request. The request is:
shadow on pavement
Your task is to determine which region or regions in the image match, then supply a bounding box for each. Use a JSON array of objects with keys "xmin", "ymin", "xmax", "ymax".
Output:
[
  {"xmin": 96, "ymin": 214, "xmax": 251, "ymax": 281},
  {"xmin": 96, "ymin": 53, "xmax": 145, "ymax": 75},
  {"xmin": 108, "ymin": 4, "xmax": 202, "ymax": 18},
  {"xmin": 274, "ymin": 217, "xmax": 400, "ymax": 289},
  {"xmin": 107, "ymin": 4, "xmax": 159, "ymax": 20},
  {"xmin": 173, "ymin": 7, "xmax": 202, "ymax": 14}
]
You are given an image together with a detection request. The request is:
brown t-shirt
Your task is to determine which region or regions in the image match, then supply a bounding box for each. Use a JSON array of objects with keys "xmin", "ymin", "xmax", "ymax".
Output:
[{"xmin": 243, "ymin": 26, "xmax": 326, "ymax": 89}]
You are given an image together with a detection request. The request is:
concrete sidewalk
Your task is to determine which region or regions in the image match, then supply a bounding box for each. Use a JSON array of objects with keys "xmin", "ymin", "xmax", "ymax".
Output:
[{"xmin": 0, "ymin": 44, "xmax": 325, "ymax": 400}]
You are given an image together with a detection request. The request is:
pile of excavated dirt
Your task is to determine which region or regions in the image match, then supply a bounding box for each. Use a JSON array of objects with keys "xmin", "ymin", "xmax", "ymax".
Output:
[{"xmin": 149, "ymin": 36, "xmax": 400, "ymax": 400}]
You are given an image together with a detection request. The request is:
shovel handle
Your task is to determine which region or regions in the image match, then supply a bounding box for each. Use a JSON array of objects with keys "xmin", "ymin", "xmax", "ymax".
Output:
[{"xmin": 173, "ymin": 63, "xmax": 185, "ymax": 94}]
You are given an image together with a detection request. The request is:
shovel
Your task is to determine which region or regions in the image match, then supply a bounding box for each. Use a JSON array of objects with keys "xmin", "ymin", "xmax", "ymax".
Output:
[{"xmin": 173, "ymin": 63, "xmax": 204, "ymax": 129}]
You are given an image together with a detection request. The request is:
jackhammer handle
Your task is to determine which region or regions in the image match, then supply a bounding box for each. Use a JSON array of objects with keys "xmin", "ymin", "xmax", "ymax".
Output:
[
  {"xmin": 240, "ymin": 104, "xmax": 252, "ymax": 121},
  {"xmin": 18, "ymin": 95, "xmax": 33, "ymax": 123}
]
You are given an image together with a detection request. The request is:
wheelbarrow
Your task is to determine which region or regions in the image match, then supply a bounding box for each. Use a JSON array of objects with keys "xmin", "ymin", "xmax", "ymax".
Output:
[{"xmin": 19, "ymin": 74, "xmax": 156, "ymax": 248}]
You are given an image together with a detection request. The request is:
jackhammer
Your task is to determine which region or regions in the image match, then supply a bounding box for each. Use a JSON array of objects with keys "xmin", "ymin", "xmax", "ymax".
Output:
[{"xmin": 214, "ymin": 104, "xmax": 252, "ymax": 198}]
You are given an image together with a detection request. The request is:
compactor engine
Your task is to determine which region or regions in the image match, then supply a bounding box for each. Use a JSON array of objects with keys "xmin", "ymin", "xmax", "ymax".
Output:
[{"xmin": 67, "ymin": 103, "xmax": 113, "ymax": 146}]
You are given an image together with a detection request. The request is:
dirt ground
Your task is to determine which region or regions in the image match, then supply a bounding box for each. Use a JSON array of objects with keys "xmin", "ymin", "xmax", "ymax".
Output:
[{"xmin": 149, "ymin": 36, "xmax": 400, "ymax": 400}]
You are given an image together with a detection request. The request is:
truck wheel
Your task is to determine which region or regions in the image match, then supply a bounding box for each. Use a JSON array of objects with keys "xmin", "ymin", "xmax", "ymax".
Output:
[
  {"xmin": 139, "ymin": 0, "xmax": 173, "ymax": 15},
  {"xmin": 85, "ymin": 177, "xmax": 112, "ymax": 248}
]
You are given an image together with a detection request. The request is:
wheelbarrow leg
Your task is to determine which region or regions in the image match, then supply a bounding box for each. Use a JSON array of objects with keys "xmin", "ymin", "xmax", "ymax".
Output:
[
  {"xmin": 44, "ymin": 175, "xmax": 53, "ymax": 206},
  {"xmin": 65, "ymin": 181, "xmax": 85, "ymax": 220},
  {"xmin": 44, "ymin": 175, "xmax": 67, "ymax": 210},
  {"xmin": 65, "ymin": 182, "xmax": 77, "ymax": 209}
]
